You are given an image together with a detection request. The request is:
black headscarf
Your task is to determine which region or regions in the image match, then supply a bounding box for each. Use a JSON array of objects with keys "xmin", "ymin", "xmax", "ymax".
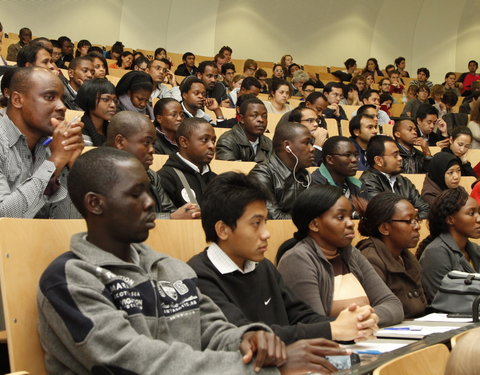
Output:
[{"xmin": 427, "ymin": 152, "xmax": 461, "ymax": 190}]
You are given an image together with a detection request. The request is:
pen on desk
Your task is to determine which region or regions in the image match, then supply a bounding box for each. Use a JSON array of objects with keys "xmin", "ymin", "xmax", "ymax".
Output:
[
  {"xmin": 355, "ymin": 350, "xmax": 382, "ymax": 355},
  {"xmin": 43, "ymin": 114, "xmax": 82, "ymax": 147},
  {"xmin": 383, "ymin": 327, "xmax": 422, "ymax": 331}
]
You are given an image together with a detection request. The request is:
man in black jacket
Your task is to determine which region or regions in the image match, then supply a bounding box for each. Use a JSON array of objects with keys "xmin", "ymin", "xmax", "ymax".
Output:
[
  {"xmin": 216, "ymin": 98, "xmax": 272, "ymax": 162},
  {"xmin": 249, "ymin": 122, "xmax": 313, "ymax": 219},
  {"xmin": 106, "ymin": 111, "xmax": 199, "ymax": 219},
  {"xmin": 188, "ymin": 172, "xmax": 378, "ymax": 347},
  {"xmin": 414, "ymin": 104, "xmax": 449, "ymax": 147},
  {"xmin": 174, "ymin": 52, "xmax": 198, "ymax": 76},
  {"xmin": 158, "ymin": 117, "xmax": 217, "ymax": 208},
  {"xmin": 360, "ymin": 135, "xmax": 429, "ymax": 218}
]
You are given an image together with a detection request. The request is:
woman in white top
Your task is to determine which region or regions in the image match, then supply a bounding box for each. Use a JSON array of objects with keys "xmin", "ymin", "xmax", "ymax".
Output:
[{"xmin": 263, "ymin": 78, "xmax": 292, "ymax": 115}]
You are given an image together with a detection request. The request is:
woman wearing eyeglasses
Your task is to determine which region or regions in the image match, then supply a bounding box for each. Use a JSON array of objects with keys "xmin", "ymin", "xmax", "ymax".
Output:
[
  {"xmin": 417, "ymin": 187, "xmax": 480, "ymax": 303},
  {"xmin": 357, "ymin": 193, "xmax": 427, "ymax": 318}
]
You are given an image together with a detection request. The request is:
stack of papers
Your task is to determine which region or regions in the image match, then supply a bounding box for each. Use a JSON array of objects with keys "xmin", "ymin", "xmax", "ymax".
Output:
[
  {"xmin": 376, "ymin": 325, "xmax": 460, "ymax": 338},
  {"xmin": 414, "ymin": 313, "xmax": 472, "ymax": 323}
]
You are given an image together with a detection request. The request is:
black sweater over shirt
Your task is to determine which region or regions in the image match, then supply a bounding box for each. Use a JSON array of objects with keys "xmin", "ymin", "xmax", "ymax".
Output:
[{"xmin": 188, "ymin": 250, "xmax": 333, "ymax": 344}]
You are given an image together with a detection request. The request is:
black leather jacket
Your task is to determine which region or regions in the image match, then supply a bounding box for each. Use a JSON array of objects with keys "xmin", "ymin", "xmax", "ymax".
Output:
[
  {"xmin": 216, "ymin": 124, "xmax": 273, "ymax": 162},
  {"xmin": 249, "ymin": 154, "xmax": 310, "ymax": 219},
  {"xmin": 360, "ymin": 167, "xmax": 430, "ymax": 219}
]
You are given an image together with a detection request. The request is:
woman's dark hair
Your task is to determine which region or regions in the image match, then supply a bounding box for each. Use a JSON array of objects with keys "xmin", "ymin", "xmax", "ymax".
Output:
[
  {"xmin": 450, "ymin": 126, "xmax": 472, "ymax": 141},
  {"xmin": 88, "ymin": 51, "xmax": 110, "ymax": 76},
  {"xmin": 343, "ymin": 83, "xmax": 359, "ymax": 98},
  {"xmin": 115, "ymin": 71, "xmax": 153, "ymax": 96},
  {"xmin": 416, "ymin": 187, "xmax": 469, "ymax": 259},
  {"xmin": 154, "ymin": 47, "xmax": 166, "ymax": 58},
  {"xmin": 394, "ymin": 57, "xmax": 405, "ymax": 67},
  {"xmin": 110, "ymin": 41, "xmax": 124, "ymax": 55},
  {"xmin": 75, "ymin": 39, "xmax": 92, "ymax": 57},
  {"xmin": 272, "ymin": 63, "xmax": 284, "ymax": 77},
  {"xmin": 153, "ymin": 97, "xmax": 180, "ymax": 128},
  {"xmin": 276, "ymin": 185, "xmax": 343, "ymax": 263},
  {"xmin": 75, "ymin": 78, "xmax": 116, "ymax": 112},
  {"xmin": 358, "ymin": 192, "xmax": 404, "ymax": 238},
  {"xmin": 269, "ymin": 78, "xmax": 290, "ymax": 96},
  {"xmin": 117, "ymin": 51, "xmax": 133, "ymax": 68},
  {"xmin": 362, "ymin": 58, "xmax": 380, "ymax": 74}
]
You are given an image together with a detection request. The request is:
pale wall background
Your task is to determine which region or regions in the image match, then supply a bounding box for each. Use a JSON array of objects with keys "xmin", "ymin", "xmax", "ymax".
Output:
[{"xmin": 1, "ymin": 0, "xmax": 480, "ymax": 82}]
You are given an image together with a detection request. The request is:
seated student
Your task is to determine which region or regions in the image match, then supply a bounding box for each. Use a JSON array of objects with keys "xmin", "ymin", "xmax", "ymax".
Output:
[
  {"xmin": 115, "ymin": 71, "xmax": 154, "ymax": 120},
  {"xmin": 56, "ymin": 36, "xmax": 74, "ymax": 68},
  {"xmin": 158, "ymin": 118, "xmax": 217, "ymax": 208},
  {"xmin": 243, "ymin": 59, "xmax": 258, "ymax": 77},
  {"xmin": 75, "ymin": 78, "xmax": 116, "ymax": 146},
  {"xmin": 352, "ymin": 75, "xmax": 367, "ymax": 97},
  {"xmin": 312, "ymin": 136, "xmax": 368, "ymax": 203},
  {"xmin": 409, "ymin": 67, "xmax": 433, "ymax": 89},
  {"xmin": 290, "ymin": 70, "xmax": 310, "ymax": 97},
  {"xmin": 299, "ymin": 80, "xmax": 316, "ymax": 101},
  {"xmin": 443, "ymin": 72, "xmax": 461, "ymax": 96},
  {"xmin": 460, "ymin": 81, "xmax": 480, "ymax": 114},
  {"xmin": 303, "ymin": 92, "xmax": 329, "ymax": 129},
  {"xmin": 360, "ymin": 135, "xmax": 430, "ymax": 218},
  {"xmin": 188, "ymin": 172, "xmax": 379, "ymax": 346},
  {"xmin": 379, "ymin": 94, "xmax": 393, "ymax": 117},
  {"xmin": 105, "ymin": 40, "xmax": 123, "ymax": 60},
  {"xmin": 50, "ymin": 39, "xmax": 62, "ymax": 67},
  {"xmin": 249, "ymin": 122, "xmax": 313, "ymax": 219},
  {"xmin": 389, "ymin": 70, "xmax": 405, "ymax": 94},
  {"xmin": 287, "ymin": 106, "xmax": 327, "ymax": 166},
  {"xmin": 349, "ymin": 113, "xmax": 378, "ymax": 171},
  {"xmin": 322, "ymin": 82, "xmax": 348, "ymax": 121},
  {"xmin": 362, "ymin": 58, "xmax": 384, "ymax": 78},
  {"xmin": 63, "ymin": 56, "xmax": 95, "ymax": 110},
  {"xmin": 352, "ymin": 89, "xmax": 390, "ymax": 126},
  {"xmin": 255, "ymin": 69, "xmax": 269, "ymax": 94},
  {"xmin": 417, "ymin": 187, "xmax": 480, "ymax": 303},
  {"xmin": 435, "ymin": 90, "xmax": 459, "ymax": 119},
  {"xmin": 357, "ymin": 193, "xmax": 427, "ymax": 318},
  {"xmin": 153, "ymin": 98, "xmax": 183, "ymax": 155},
  {"xmin": 16, "ymin": 42, "xmax": 56, "ymax": 74},
  {"xmin": 0, "ymin": 67, "xmax": 84, "ymax": 218},
  {"xmin": 180, "ymin": 77, "xmax": 227, "ymax": 126},
  {"xmin": 457, "ymin": 60, "xmax": 480, "ymax": 97},
  {"xmin": 401, "ymin": 84, "xmax": 430, "ymax": 120},
  {"xmin": 147, "ymin": 58, "xmax": 177, "ymax": 100},
  {"xmin": 216, "ymin": 98, "xmax": 272, "ymax": 162},
  {"xmin": 174, "ymin": 52, "xmax": 198, "ymax": 76},
  {"xmin": 414, "ymin": 104, "xmax": 449, "ymax": 147},
  {"xmin": 228, "ymin": 76, "xmax": 262, "ymax": 108},
  {"xmin": 38, "ymin": 146, "xmax": 310, "ymax": 375},
  {"xmin": 263, "ymin": 79, "xmax": 292, "ymax": 115},
  {"xmin": 441, "ymin": 126, "xmax": 477, "ymax": 177},
  {"xmin": 6, "ymin": 27, "xmax": 32, "ymax": 62},
  {"xmin": 394, "ymin": 57, "xmax": 410, "ymax": 78},
  {"xmin": 88, "ymin": 51, "xmax": 109, "ymax": 78},
  {"xmin": 339, "ymin": 83, "xmax": 360, "ymax": 106},
  {"xmin": 106, "ymin": 111, "xmax": 198, "ymax": 219},
  {"xmin": 196, "ymin": 61, "xmax": 229, "ymax": 107},
  {"xmin": 393, "ymin": 118, "xmax": 431, "ymax": 174},
  {"xmin": 109, "ymin": 51, "xmax": 133, "ymax": 70},
  {"xmin": 221, "ymin": 62, "xmax": 236, "ymax": 90},
  {"xmin": 219, "ymin": 45, "xmax": 233, "ymax": 62},
  {"xmin": 277, "ymin": 185, "xmax": 404, "ymax": 326},
  {"xmin": 421, "ymin": 152, "xmax": 461, "ymax": 205},
  {"xmin": 132, "ymin": 56, "xmax": 149, "ymax": 72},
  {"xmin": 74, "ymin": 39, "xmax": 91, "ymax": 57}
]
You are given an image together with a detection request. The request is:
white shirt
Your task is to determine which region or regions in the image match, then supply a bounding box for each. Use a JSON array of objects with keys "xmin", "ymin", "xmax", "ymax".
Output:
[
  {"xmin": 206, "ymin": 242, "xmax": 257, "ymax": 274},
  {"xmin": 176, "ymin": 152, "xmax": 210, "ymax": 175},
  {"xmin": 380, "ymin": 171, "xmax": 397, "ymax": 192}
]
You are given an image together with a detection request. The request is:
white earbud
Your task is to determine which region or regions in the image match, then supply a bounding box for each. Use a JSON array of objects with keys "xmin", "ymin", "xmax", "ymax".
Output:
[{"xmin": 286, "ymin": 145, "xmax": 292, "ymax": 153}]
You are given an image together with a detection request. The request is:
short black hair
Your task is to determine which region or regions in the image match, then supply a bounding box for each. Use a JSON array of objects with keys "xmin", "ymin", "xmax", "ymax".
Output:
[
  {"xmin": 201, "ymin": 172, "xmax": 269, "ymax": 243},
  {"xmin": 322, "ymin": 136, "xmax": 353, "ymax": 163},
  {"xmin": 344, "ymin": 58, "xmax": 356, "ymax": 69},
  {"xmin": 349, "ymin": 114, "xmax": 374, "ymax": 138},
  {"xmin": 50, "ymin": 39, "xmax": 61, "ymax": 49},
  {"xmin": 394, "ymin": 57, "xmax": 405, "ymax": 67},
  {"xmin": 241, "ymin": 76, "xmax": 261, "ymax": 90},
  {"xmin": 179, "ymin": 76, "xmax": 204, "ymax": 95},
  {"xmin": 17, "ymin": 44, "xmax": 51, "ymax": 67},
  {"xmin": 288, "ymin": 106, "xmax": 312, "ymax": 123},
  {"xmin": 133, "ymin": 56, "xmax": 150, "ymax": 69},
  {"xmin": 323, "ymin": 81, "xmax": 343, "ymax": 94},
  {"xmin": 182, "ymin": 52, "xmax": 195, "ymax": 61},
  {"xmin": 221, "ymin": 62, "xmax": 235, "ymax": 75},
  {"xmin": 110, "ymin": 41, "xmax": 124, "ymax": 55},
  {"xmin": 176, "ymin": 117, "xmax": 210, "ymax": 143},
  {"xmin": 416, "ymin": 104, "xmax": 438, "ymax": 121},
  {"xmin": 239, "ymin": 97, "xmax": 265, "ymax": 115},
  {"xmin": 357, "ymin": 104, "xmax": 376, "ymax": 116},
  {"xmin": 469, "ymin": 60, "xmax": 478, "ymax": 67},
  {"xmin": 69, "ymin": 55, "xmax": 93, "ymax": 70},
  {"xmin": 198, "ymin": 60, "xmax": 217, "ymax": 74},
  {"xmin": 361, "ymin": 89, "xmax": 380, "ymax": 102},
  {"xmin": 392, "ymin": 117, "xmax": 414, "ymax": 139},
  {"xmin": 68, "ymin": 147, "xmax": 138, "ymax": 217},
  {"xmin": 255, "ymin": 68, "xmax": 267, "ymax": 79},
  {"xmin": 366, "ymin": 135, "xmax": 396, "ymax": 166},
  {"xmin": 106, "ymin": 111, "xmax": 153, "ymax": 146},
  {"xmin": 442, "ymin": 90, "xmax": 458, "ymax": 107},
  {"xmin": 153, "ymin": 98, "xmax": 180, "ymax": 118},
  {"xmin": 379, "ymin": 93, "xmax": 393, "ymax": 104},
  {"xmin": 272, "ymin": 121, "xmax": 308, "ymax": 153},
  {"xmin": 75, "ymin": 78, "xmax": 116, "ymax": 113},
  {"xmin": 306, "ymin": 91, "xmax": 327, "ymax": 105},
  {"xmin": 219, "ymin": 46, "xmax": 232, "ymax": 55},
  {"xmin": 417, "ymin": 67, "xmax": 430, "ymax": 79}
]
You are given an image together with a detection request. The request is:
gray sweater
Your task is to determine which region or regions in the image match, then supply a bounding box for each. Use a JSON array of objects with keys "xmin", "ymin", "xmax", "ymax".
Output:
[
  {"xmin": 277, "ymin": 237, "xmax": 404, "ymax": 327},
  {"xmin": 37, "ymin": 233, "xmax": 279, "ymax": 375}
]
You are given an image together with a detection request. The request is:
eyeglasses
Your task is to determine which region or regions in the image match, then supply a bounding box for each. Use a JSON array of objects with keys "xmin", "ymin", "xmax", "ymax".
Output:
[
  {"xmin": 331, "ymin": 152, "xmax": 360, "ymax": 160},
  {"xmin": 388, "ymin": 218, "xmax": 423, "ymax": 225}
]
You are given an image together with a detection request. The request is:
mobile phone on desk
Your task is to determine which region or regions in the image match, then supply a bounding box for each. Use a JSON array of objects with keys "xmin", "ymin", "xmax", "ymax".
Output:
[{"xmin": 326, "ymin": 353, "xmax": 360, "ymax": 370}]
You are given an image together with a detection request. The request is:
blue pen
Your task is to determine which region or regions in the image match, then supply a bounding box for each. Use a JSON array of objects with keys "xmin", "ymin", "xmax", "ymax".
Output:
[
  {"xmin": 356, "ymin": 350, "xmax": 382, "ymax": 355},
  {"xmin": 383, "ymin": 327, "xmax": 422, "ymax": 331},
  {"xmin": 43, "ymin": 114, "xmax": 82, "ymax": 146}
]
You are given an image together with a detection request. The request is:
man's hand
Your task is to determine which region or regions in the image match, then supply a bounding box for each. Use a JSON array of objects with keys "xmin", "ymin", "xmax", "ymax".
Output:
[
  {"xmin": 205, "ymin": 97, "xmax": 220, "ymax": 111},
  {"xmin": 436, "ymin": 118, "xmax": 449, "ymax": 137},
  {"xmin": 48, "ymin": 118, "xmax": 85, "ymax": 172},
  {"xmin": 165, "ymin": 69, "xmax": 177, "ymax": 86},
  {"xmin": 240, "ymin": 331, "xmax": 286, "ymax": 372},
  {"xmin": 327, "ymin": 103, "xmax": 340, "ymax": 117},
  {"xmin": 170, "ymin": 203, "xmax": 201, "ymax": 219},
  {"xmin": 279, "ymin": 338, "xmax": 351, "ymax": 375},
  {"xmin": 436, "ymin": 138, "xmax": 450, "ymax": 149},
  {"xmin": 413, "ymin": 137, "xmax": 431, "ymax": 156},
  {"xmin": 312, "ymin": 127, "xmax": 328, "ymax": 147}
]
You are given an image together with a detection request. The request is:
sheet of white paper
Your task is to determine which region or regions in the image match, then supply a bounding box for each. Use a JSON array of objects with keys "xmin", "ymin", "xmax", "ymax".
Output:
[
  {"xmin": 376, "ymin": 325, "xmax": 460, "ymax": 337},
  {"xmin": 347, "ymin": 341, "xmax": 408, "ymax": 354},
  {"xmin": 414, "ymin": 313, "xmax": 472, "ymax": 323}
]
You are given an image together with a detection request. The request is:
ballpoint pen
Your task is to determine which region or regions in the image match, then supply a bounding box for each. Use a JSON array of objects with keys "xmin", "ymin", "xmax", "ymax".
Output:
[{"xmin": 43, "ymin": 114, "xmax": 82, "ymax": 147}]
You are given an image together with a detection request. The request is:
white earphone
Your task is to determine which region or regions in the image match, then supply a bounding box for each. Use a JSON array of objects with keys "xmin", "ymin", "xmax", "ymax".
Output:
[{"xmin": 285, "ymin": 145, "xmax": 311, "ymax": 188}]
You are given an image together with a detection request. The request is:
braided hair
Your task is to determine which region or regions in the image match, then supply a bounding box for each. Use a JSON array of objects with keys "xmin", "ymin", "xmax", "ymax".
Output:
[{"xmin": 415, "ymin": 187, "xmax": 468, "ymax": 259}]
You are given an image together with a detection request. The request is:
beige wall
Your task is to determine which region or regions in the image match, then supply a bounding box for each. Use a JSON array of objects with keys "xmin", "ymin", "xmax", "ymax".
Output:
[{"xmin": 1, "ymin": 0, "xmax": 479, "ymax": 82}]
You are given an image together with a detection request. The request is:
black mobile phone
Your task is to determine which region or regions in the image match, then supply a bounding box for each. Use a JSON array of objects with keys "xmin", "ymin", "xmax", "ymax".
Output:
[
  {"xmin": 447, "ymin": 313, "xmax": 472, "ymax": 319},
  {"xmin": 326, "ymin": 353, "xmax": 361, "ymax": 370}
]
